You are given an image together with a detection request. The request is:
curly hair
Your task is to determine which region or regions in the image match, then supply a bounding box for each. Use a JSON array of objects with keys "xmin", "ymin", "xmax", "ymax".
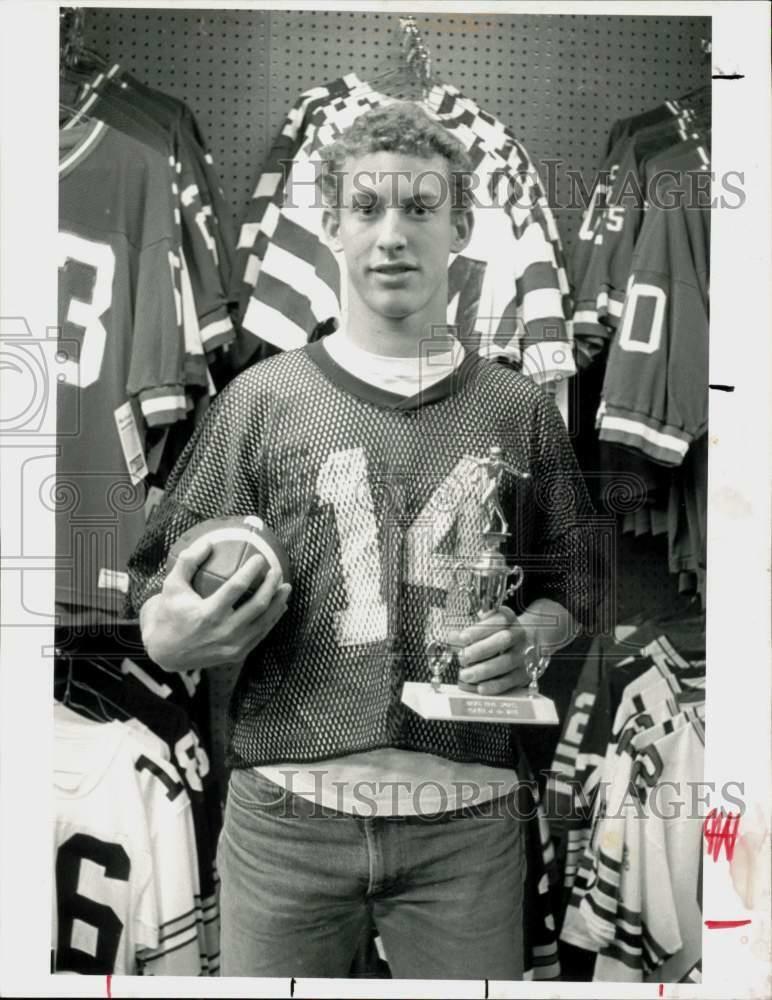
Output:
[{"xmin": 318, "ymin": 102, "xmax": 474, "ymax": 212}]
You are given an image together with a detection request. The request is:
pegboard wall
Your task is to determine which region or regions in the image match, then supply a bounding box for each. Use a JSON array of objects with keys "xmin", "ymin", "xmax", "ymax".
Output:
[
  {"xmin": 82, "ymin": 8, "xmax": 711, "ymax": 257},
  {"xmin": 79, "ymin": 8, "xmax": 711, "ymax": 788}
]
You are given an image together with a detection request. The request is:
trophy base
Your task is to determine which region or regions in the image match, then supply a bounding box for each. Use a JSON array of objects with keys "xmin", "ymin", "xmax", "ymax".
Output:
[{"xmin": 401, "ymin": 682, "xmax": 559, "ymax": 725}]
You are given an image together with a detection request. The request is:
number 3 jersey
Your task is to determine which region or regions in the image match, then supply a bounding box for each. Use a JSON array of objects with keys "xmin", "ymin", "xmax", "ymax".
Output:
[
  {"xmin": 57, "ymin": 121, "xmax": 187, "ymax": 612},
  {"xmin": 128, "ymin": 346, "xmax": 608, "ymax": 770}
]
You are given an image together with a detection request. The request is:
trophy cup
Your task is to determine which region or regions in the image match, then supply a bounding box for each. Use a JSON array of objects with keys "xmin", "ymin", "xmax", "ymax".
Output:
[{"xmin": 401, "ymin": 446, "xmax": 559, "ymax": 726}]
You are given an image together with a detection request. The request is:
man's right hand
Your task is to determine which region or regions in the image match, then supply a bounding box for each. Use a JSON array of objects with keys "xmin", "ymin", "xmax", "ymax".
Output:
[{"xmin": 139, "ymin": 536, "xmax": 292, "ymax": 673}]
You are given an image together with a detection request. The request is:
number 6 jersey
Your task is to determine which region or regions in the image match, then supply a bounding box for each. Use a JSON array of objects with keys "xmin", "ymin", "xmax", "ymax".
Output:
[
  {"xmin": 128, "ymin": 346, "xmax": 608, "ymax": 771},
  {"xmin": 57, "ymin": 120, "xmax": 188, "ymax": 613}
]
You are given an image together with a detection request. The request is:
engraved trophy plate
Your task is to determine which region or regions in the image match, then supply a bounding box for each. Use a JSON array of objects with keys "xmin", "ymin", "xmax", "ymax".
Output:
[{"xmin": 401, "ymin": 446, "xmax": 560, "ymax": 726}]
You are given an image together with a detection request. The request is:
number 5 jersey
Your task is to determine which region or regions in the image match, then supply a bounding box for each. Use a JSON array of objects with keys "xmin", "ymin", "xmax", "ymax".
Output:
[{"xmin": 57, "ymin": 120, "xmax": 188, "ymax": 613}]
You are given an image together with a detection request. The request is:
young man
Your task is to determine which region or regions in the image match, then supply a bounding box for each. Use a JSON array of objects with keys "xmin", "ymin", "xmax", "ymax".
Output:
[{"xmin": 129, "ymin": 103, "xmax": 604, "ymax": 979}]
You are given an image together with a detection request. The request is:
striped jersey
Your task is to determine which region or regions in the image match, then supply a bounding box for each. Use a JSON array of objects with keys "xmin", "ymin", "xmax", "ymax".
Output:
[
  {"xmin": 592, "ymin": 710, "xmax": 706, "ymax": 982},
  {"xmin": 233, "ymin": 74, "xmax": 573, "ymax": 382},
  {"xmin": 550, "ymin": 633, "xmax": 704, "ymax": 908},
  {"xmin": 53, "ymin": 706, "xmax": 205, "ymax": 975},
  {"xmin": 58, "ymin": 120, "xmax": 187, "ymax": 612}
]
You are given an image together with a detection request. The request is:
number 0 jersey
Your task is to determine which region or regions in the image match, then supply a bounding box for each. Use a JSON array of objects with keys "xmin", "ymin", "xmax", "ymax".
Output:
[
  {"xmin": 57, "ymin": 121, "xmax": 187, "ymax": 612},
  {"xmin": 128, "ymin": 346, "xmax": 607, "ymax": 770},
  {"xmin": 596, "ymin": 200, "xmax": 709, "ymax": 466}
]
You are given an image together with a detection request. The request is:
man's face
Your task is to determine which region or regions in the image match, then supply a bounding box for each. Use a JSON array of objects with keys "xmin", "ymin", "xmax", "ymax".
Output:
[{"xmin": 322, "ymin": 151, "xmax": 472, "ymax": 328}]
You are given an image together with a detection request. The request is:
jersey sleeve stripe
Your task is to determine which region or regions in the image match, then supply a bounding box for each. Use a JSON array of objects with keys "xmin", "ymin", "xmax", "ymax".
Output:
[{"xmin": 598, "ymin": 412, "xmax": 691, "ymax": 465}]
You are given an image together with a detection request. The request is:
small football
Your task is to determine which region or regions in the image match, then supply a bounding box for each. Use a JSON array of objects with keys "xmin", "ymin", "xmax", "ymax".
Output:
[{"xmin": 166, "ymin": 515, "xmax": 291, "ymax": 602}]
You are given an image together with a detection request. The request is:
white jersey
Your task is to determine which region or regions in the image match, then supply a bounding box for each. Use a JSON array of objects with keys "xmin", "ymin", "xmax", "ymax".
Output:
[
  {"xmin": 53, "ymin": 706, "xmax": 205, "ymax": 975},
  {"xmin": 593, "ymin": 710, "xmax": 706, "ymax": 982},
  {"xmin": 561, "ymin": 690, "xmax": 685, "ymax": 952}
]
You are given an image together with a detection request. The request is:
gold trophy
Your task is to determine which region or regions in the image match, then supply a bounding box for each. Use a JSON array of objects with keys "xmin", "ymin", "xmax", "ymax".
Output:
[{"xmin": 402, "ymin": 446, "xmax": 559, "ymax": 725}]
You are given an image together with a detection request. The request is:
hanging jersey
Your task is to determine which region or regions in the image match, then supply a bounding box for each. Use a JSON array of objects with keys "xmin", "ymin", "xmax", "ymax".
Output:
[
  {"xmin": 233, "ymin": 74, "xmax": 572, "ymax": 382},
  {"xmin": 53, "ymin": 707, "xmax": 203, "ymax": 975},
  {"xmin": 71, "ymin": 66, "xmax": 235, "ymax": 358},
  {"xmin": 53, "ymin": 649, "xmax": 220, "ymax": 964},
  {"xmin": 57, "ymin": 120, "xmax": 187, "ymax": 612},
  {"xmin": 577, "ymin": 120, "xmax": 704, "ymax": 344},
  {"xmin": 564, "ymin": 695, "xmax": 687, "ymax": 951},
  {"xmin": 593, "ymin": 711, "xmax": 706, "ymax": 982},
  {"xmin": 128, "ymin": 345, "xmax": 606, "ymax": 770},
  {"xmin": 556, "ymin": 633, "xmax": 704, "ymax": 907},
  {"xmin": 596, "ymin": 200, "xmax": 709, "ymax": 466},
  {"xmin": 605, "ymin": 94, "xmax": 709, "ymax": 157},
  {"xmin": 560, "ymin": 685, "xmax": 692, "ymax": 951}
]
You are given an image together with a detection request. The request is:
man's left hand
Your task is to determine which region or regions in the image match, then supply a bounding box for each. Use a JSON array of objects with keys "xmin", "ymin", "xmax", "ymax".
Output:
[{"xmin": 447, "ymin": 607, "xmax": 534, "ymax": 696}]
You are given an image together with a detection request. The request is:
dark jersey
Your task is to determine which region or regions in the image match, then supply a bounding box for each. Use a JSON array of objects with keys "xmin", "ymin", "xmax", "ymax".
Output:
[
  {"xmin": 58, "ymin": 121, "xmax": 187, "ymax": 611},
  {"xmin": 574, "ymin": 119, "xmax": 709, "ymax": 361},
  {"xmin": 596, "ymin": 200, "xmax": 709, "ymax": 466},
  {"xmin": 129, "ymin": 345, "xmax": 607, "ymax": 769}
]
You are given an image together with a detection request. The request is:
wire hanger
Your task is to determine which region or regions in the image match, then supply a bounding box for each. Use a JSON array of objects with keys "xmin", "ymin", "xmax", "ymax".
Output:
[
  {"xmin": 369, "ymin": 16, "xmax": 434, "ymax": 101},
  {"xmin": 59, "ymin": 100, "xmax": 95, "ymax": 127},
  {"xmin": 60, "ymin": 7, "xmax": 86, "ymax": 71}
]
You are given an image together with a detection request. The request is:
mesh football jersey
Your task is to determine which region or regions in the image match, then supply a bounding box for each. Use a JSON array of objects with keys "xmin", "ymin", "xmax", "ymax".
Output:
[
  {"xmin": 596, "ymin": 199, "xmax": 709, "ymax": 466},
  {"xmin": 592, "ymin": 711, "xmax": 706, "ymax": 982},
  {"xmin": 53, "ymin": 706, "xmax": 203, "ymax": 975},
  {"xmin": 233, "ymin": 74, "xmax": 573, "ymax": 382},
  {"xmin": 128, "ymin": 345, "xmax": 606, "ymax": 770},
  {"xmin": 58, "ymin": 121, "xmax": 187, "ymax": 612}
]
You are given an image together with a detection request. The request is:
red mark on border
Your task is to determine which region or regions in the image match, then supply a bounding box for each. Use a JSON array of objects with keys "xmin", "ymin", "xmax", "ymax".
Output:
[
  {"xmin": 705, "ymin": 919, "xmax": 752, "ymax": 930},
  {"xmin": 658, "ymin": 985, "xmax": 664, "ymax": 997},
  {"xmin": 703, "ymin": 808, "xmax": 740, "ymax": 861},
  {"xmin": 106, "ymin": 974, "xmax": 112, "ymax": 998}
]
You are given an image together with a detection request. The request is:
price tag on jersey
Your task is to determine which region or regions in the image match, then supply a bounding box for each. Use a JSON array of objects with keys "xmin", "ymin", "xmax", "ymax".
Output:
[
  {"xmin": 144, "ymin": 486, "xmax": 166, "ymax": 523},
  {"xmin": 114, "ymin": 401, "xmax": 149, "ymax": 484},
  {"xmin": 97, "ymin": 568, "xmax": 129, "ymax": 594}
]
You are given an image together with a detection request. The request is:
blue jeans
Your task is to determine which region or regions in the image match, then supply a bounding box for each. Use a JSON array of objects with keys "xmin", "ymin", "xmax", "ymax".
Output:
[{"xmin": 218, "ymin": 767, "xmax": 526, "ymax": 979}]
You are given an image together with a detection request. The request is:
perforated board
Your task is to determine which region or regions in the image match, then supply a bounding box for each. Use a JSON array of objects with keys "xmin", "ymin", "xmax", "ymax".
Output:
[
  {"xmin": 80, "ymin": 9, "xmax": 711, "ymax": 790},
  {"xmin": 83, "ymin": 8, "xmax": 710, "ymax": 256}
]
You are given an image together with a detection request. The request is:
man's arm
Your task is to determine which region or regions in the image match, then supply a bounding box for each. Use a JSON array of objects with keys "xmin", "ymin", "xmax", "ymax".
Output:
[
  {"xmin": 139, "ymin": 536, "xmax": 291, "ymax": 673},
  {"xmin": 449, "ymin": 599, "xmax": 579, "ymax": 696}
]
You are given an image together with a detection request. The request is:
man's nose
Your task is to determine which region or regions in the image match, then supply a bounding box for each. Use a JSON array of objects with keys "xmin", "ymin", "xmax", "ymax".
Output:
[{"xmin": 375, "ymin": 209, "xmax": 407, "ymax": 251}]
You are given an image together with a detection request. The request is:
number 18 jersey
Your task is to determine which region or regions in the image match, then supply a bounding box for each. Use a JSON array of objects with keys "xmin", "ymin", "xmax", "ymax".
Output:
[{"xmin": 57, "ymin": 121, "xmax": 188, "ymax": 611}]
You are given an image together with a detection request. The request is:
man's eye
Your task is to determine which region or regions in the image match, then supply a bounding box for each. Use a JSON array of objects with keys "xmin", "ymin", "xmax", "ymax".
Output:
[
  {"xmin": 407, "ymin": 202, "xmax": 431, "ymax": 216},
  {"xmin": 353, "ymin": 200, "xmax": 376, "ymax": 214}
]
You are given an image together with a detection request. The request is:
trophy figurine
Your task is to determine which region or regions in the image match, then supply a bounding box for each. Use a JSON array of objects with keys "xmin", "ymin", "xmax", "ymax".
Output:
[{"xmin": 402, "ymin": 446, "xmax": 559, "ymax": 726}]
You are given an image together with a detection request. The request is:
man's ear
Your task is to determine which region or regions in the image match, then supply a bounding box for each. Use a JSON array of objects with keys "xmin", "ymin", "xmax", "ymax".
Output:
[
  {"xmin": 322, "ymin": 207, "xmax": 342, "ymax": 251},
  {"xmin": 450, "ymin": 208, "xmax": 474, "ymax": 254}
]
